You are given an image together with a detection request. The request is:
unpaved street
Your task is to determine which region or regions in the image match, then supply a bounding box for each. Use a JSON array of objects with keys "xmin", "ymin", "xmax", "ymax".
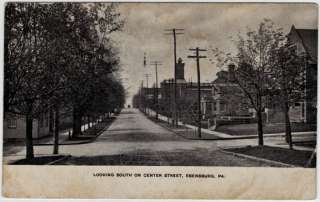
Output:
[
  {"xmin": 4, "ymin": 108, "xmax": 273, "ymax": 166},
  {"xmin": 51, "ymin": 108, "xmax": 270, "ymax": 166}
]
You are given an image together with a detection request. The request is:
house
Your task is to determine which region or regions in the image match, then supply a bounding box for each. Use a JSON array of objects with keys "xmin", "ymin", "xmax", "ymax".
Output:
[
  {"xmin": 266, "ymin": 25, "xmax": 317, "ymax": 123},
  {"xmin": 4, "ymin": 112, "xmax": 51, "ymax": 141},
  {"xmin": 158, "ymin": 58, "xmax": 215, "ymax": 123},
  {"xmin": 201, "ymin": 64, "xmax": 251, "ymax": 120}
]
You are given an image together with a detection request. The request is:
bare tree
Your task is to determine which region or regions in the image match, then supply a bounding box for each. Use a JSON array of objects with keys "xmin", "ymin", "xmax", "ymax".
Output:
[{"xmin": 212, "ymin": 19, "xmax": 286, "ymax": 146}]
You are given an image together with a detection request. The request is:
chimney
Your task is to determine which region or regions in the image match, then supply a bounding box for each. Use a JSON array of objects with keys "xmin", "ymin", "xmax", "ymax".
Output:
[{"xmin": 176, "ymin": 58, "xmax": 185, "ymax": 81}]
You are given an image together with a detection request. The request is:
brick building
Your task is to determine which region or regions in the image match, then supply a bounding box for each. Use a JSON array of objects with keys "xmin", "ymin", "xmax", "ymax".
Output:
[{"xmin": 158, "ymin": 58, "xmax": 212, "ymax": 122}]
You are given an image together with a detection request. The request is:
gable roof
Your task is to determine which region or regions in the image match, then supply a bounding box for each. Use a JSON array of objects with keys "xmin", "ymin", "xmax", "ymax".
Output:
[{"xmin": 290, "ymin": 25, "xmax": 318, "ymax": 63}]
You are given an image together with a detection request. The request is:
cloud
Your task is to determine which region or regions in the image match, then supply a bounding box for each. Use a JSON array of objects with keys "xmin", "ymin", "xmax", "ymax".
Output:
[{"xmin": 111, "ymin": 3, "xmax": 318, "ymax": 105}]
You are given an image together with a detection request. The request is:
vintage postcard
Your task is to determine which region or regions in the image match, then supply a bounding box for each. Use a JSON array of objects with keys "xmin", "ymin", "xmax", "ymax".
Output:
[{"xmin": 1, "ymin": 1, "xmax": 318, "ymax": 199}]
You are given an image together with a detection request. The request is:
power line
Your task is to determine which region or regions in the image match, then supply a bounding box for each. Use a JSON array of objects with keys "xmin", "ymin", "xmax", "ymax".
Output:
[{"xmin": 143, "ymin": 52, "xmax": 147, "ymax": 67}]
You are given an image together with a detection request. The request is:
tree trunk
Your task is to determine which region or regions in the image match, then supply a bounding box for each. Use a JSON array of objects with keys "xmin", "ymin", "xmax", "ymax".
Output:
[
  {"xmin": 88, "ymin": 116, "xmax": 91, "ymax": 128},
  {"xmin": 93, "ymin": 116, "xmax": 97, "ymax": 130},
  {"xmin": 26, "ymin": 114, "xmax": 34, "ymax": 159},
  {"xmin": 257, "ymin": 109, "xmax": 264, "ymax": 146},
  {"xmin": 53, "ymin": 105, "xmax": 60, "ymax": 154},
  {"xmin": 284, "ymin": 102, "xmax": 293, "ymax": 149},
  {"xmin": 49, "ymin": 108, "xmax": 54, "ymax": 134},
  {"xmin": 72, "ymin": 110, "xmax": 82, "ymax": 138}
]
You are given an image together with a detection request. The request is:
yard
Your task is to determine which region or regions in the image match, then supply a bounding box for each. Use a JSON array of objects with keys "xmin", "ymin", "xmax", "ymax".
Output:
[
  {"xmin": 215, "ymin": 122, "xmax": 316, "ymax": 136},
  {"xmin": 147, "ymin": 116, "xmax": 220, "ymax": 140},
  {"xmin": 225, "ymin": 145, "xmax": 316, "ymax": 167}
]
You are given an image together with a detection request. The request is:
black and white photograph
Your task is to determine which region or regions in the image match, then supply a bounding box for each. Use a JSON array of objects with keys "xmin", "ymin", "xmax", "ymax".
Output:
[{"xmin": 1, "ymin": 1, "xmax": 318, "ymax": 199}]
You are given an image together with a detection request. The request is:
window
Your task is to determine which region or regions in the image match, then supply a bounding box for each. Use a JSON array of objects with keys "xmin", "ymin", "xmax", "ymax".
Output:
[{"xmin": 7, "ymin": 117, "xmax": 17, "ymax": 129}]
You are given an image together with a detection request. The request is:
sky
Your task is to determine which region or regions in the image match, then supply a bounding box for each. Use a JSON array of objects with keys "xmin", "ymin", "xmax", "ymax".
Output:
[{"xmin": 109, "ymin": 3, "xmax": 318, "ymax": 106}]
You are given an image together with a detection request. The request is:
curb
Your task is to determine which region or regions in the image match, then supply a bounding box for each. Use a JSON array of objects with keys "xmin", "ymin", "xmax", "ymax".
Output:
[
  {"xmin": 47, "ymin": 155, "xmax": 72, "ymax": 165},
  {"xmin": 147, "ymin": 115, "xmax": 260, "ymax": 141},
  {"xmin": 146, "ymin": 116, "xmax": 200, "ymax": 140},
  {"xmin": 152, "ymin": 111, "xmax": 316, "ymax": 140},
  {"xmin": 219, "ymin": 149, "xmax": 296, "ymax": 167},
  {"xmin": 34, "ymin": 133, "xmax": 99, "ymax": 146},
  {"xmin": 221, "ymin": 131, "xmax": 317, "ymax": 139},
  {"xmin": 34, "ymin": 120, "xmax": 114, "ymax": 146},
  {"xmin": 148, "ymin": 116, "xmax": 317, "ymax": 143}
]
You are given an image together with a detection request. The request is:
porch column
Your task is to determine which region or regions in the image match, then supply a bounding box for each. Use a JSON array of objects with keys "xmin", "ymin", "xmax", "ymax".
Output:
[{"xmin": 203, "ymin": 101, "xmax": 206, "ymax": 115}]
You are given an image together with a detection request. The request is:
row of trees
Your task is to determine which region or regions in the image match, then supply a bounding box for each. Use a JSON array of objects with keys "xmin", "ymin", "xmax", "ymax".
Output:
[
  {"xmin": 4, "ymin": 3, "xmax": 125, "ymax": 159},
  {"xmin": 213, "ymin": 19, "xmax": 306, "ymax": 149}
]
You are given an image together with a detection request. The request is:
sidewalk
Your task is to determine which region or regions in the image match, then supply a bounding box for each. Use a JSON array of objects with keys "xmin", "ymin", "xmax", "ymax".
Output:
[
  {"xmin": 32, "ymin": 121, "xmax": 103, "ymax": 145},
  {"xmin": 146, "ymin": 109, "xmax": 315, "ymax": 151},
  {"xmin": 3, "ymin": 117, "xmax": 116, "ymax": 164}
]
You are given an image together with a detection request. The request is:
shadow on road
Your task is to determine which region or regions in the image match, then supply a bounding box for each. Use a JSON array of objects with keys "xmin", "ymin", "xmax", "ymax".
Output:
[
  {"xmin": 53, "ymin": 148, "xmax": 275, "ymax": 167},
  {"xmin": 97, "ymin": 132, "xmax": 184, "ymax": 142},
  {"xmin": 107, "ymin": 128, "xmax": 144, "ymax": 132}
]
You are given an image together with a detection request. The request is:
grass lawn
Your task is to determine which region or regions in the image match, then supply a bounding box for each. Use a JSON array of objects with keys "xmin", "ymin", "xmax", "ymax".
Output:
[
  {"xmin": 148, "ymin": 116, "xmax": 219, "ymax": 140},
  {"xmin": 69, "ymin": 117, "xmax": 115, "ymax": 140},
  {"xmin": 225, "ymin": 145, "xmax": 316, "ymax": 167},
  {"xmin": 216, "ymin": 122, "xmax": 316, "ymax": 136},
  {"xmin": 293, "ymin": 141, "xmax": 316, "ymax": 148}
]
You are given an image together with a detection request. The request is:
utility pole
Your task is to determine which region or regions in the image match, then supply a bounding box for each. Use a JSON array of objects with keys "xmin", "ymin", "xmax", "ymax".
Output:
[
  {"xmin": 150, "ymin": 61, "xmax": 162, "ymax": 119},
  {"xmin": 169, "ymin": 78, "xmax": 174, "ymax": 125},
  {"xmin": 145, "ymin": 73, "xmax": 150, "ymax": 88},
  {"xmin": 145, "ymin": 73, "xmax": 151, "ymax": 115},
  {"xmin": 142, "ymin": 52, "xmax": 147, "ymax": 113},
  {"xmin": 139, "ymin": 80, "xmax": 143, "ymax": 112},
  {"xmin": 144, "ymin": 52, "xmax": 147, "ymax": 67},
  {"xmin": 188, "ymin": 47, "xmax": 207, "ymax": 139},
  {"xmin": 164, "ymin": 28, "xmax": 184, "ymax": 127}
]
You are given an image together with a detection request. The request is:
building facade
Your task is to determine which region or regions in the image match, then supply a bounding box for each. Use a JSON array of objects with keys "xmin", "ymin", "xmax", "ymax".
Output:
[
  {"xmin": 4, "ymin": 112, "xmax": 51, "ymax": 141},
  {"xmin": 201, "ymin": 65, "xmax": 252, "ymax": 123},
  {"xmin": 267, "ymin": 25, "xmax": 317, "ymax": 123}
]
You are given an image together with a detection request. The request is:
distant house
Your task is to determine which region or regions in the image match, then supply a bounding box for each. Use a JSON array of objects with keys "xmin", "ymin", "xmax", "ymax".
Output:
[
  {"xmin": 183, "ymin": 82, "xmax": 213, "ymax": 118},
  {"xmin": 4, "ymin": 112, "xmax": 51, "ymax": 141},
  {"xmin": 141, "ymin": 86, "xmax": 157, "ymax": 106},
  {"xmin": 267, "ymin": 25, "xmax": 317, "ymax": 123},
  {"xmin": 202, "ymin": 64, "xmax": 251, "ymax": 119},
  {"xmin": 158, "ymin": 59, "xmax": 252, "ymax": 125},
  {"xmin": 158, "ymin": 58, "xmax": 212, "ymax": 122}
]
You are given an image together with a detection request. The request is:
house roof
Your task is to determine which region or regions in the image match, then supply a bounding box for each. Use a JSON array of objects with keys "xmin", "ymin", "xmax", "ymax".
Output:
[
  {"xmin": 291, "ymin": 25, "xmax": 318, "ymax": 63},
  {"xmin": 216, "ymin": 85, "xmax": 243, "ymax": 94},
  {"xmin": 212, "ymin": 70, "xmax": 237, "ymax": 84},
  {"xmin": 212, "ymin": 76, "xmax": 228, "ymax": 84}
]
